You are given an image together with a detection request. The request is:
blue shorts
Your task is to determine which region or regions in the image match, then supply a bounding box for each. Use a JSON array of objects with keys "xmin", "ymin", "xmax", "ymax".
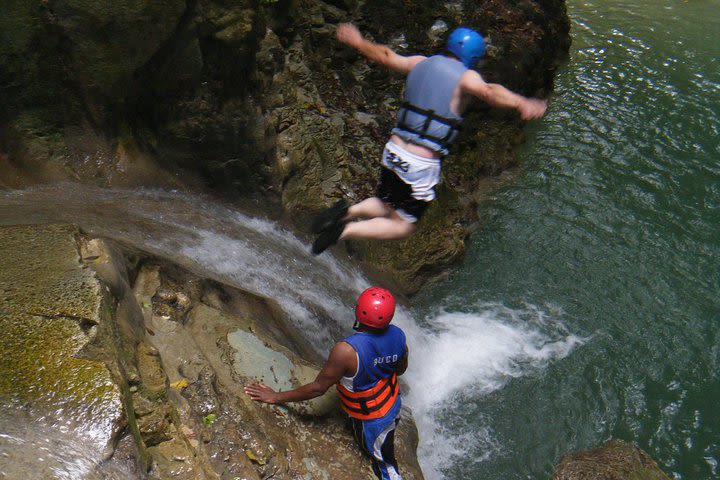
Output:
[{"xmin": 348, "ymin": 401, "xmax": 403, "ymax": 480}]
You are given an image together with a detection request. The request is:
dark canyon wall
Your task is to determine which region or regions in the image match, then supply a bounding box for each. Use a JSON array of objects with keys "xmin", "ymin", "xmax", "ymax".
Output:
[{"xmin": 0, "ymin": 0, "xmax": 570, "ymax": 293}]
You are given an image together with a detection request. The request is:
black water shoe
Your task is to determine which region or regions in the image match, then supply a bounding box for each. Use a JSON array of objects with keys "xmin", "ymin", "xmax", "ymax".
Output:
[
  {"xmin": 311, "ymin": 199, "xmax": 348, "ymax": 234},
  {"xmin": 311, "ymin": 220, "xmax": 345, "ymax": 255}
]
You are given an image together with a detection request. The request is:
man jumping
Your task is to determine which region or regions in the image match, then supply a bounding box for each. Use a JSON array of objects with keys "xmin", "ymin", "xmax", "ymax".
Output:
[{"xmin": 311, "ymin": 23, "xmax": 547, "ymax": 254}]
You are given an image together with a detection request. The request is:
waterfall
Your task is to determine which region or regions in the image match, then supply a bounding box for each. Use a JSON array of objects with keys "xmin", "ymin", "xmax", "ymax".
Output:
[{"xmin": 0, "ymin": 185, "xmax": 582, "ymax": 479}]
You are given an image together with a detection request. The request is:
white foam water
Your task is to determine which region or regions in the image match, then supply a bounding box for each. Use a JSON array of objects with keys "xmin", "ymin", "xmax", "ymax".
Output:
[
  {"xmin": 155, "ymin": 217, "xmax": 370, "ymax": 348},
  {"xmin": 0, "ymin": 186, "xmax": 584, "ymax": 478},
  {"xmin": 394, "ymin": 305, "xmax": 584, "ymax": 479},
  {"xmin": 0, "ymin": 186, "xmax": 369, "ymax": 347},
  {"xmin": 0, "ymin": 407, "xmax": 132, "ymax": 480},
  {"xmin": 140, "ymin": 199, "xmax": 585, "ymax": 479},
  {"xmin": 147, "ymin": 218, "xmax": 584, "ymax": 478}
]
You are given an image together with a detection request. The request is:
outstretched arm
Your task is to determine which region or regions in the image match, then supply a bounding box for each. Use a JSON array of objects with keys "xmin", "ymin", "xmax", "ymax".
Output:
[
  {"xmin": 459, "ymin": 70, "xmax": 547, "ymax": 120},
  {"xmin": 336, "ymin": 23, "xmax": 426, "ymax": 74},
  {"xmin": 244, "ymin": 342, "xmax": 356, "ymax": 404}
]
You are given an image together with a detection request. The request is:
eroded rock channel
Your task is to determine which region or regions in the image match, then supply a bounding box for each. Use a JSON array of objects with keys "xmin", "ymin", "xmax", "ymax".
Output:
[{"xmin": 0, "ymin": 223, "xmax": 422, "ymax": 479}]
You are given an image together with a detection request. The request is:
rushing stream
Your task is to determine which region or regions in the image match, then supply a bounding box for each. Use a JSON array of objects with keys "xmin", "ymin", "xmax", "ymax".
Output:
[
  {"xmin": 0, "ymin": 183, "xmax": 583, "ymax": 480},
  {"xmin": 1, "ymin": 0, "xmax": 719, "ymax": 479}
]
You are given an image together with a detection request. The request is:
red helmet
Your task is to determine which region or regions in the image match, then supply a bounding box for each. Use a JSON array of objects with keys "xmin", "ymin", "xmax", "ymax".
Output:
[{"xmin": 354, "ymin": 287, "xmax": 396, "ymax": 330}]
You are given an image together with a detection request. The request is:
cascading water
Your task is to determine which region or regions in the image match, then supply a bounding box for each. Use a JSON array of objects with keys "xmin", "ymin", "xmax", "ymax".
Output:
[
  {"xmin": 0, "ymin": 406, "xmax": 132, "ymax": 480},
  {"xmin": 0, "ymin": 185, "xmax": 582, "ymax": 479},
  {"xmin": 4, "ymin": 0, "xmax": 717, "ymax": 478}
]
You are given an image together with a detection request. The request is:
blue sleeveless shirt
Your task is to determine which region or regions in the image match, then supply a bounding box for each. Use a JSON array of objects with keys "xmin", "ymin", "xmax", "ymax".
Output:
[{"xmin": 340, "ymin": 325, "xmax": 407, "ymax": 392}]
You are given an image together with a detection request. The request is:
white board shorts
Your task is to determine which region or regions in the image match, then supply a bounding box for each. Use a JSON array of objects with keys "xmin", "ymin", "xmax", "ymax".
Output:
[{"xmin": 380, "ymin": 141, "xmax": 441, "ymax": 202}]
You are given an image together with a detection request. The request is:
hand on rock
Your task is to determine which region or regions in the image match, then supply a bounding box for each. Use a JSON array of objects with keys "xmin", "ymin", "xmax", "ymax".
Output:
[{"xmin": 244, "ymin": 383, "xmax": 280, "ymax": 404}]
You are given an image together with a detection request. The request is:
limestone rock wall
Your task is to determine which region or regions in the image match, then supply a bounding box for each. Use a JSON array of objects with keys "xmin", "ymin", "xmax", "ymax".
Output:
[
  {"xmin": 0, "ymin": 223, "xmax": 423, "ymax": 479},
  {"xmin": 0, "ymin": 0, "xmax": 570, "ymax": 293},
  {"xmin": 0, "ymin": 224, "xmax": 134, "ymax": 478}
]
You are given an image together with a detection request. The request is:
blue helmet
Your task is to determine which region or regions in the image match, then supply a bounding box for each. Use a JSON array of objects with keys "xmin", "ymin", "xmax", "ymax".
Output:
[{"xmin": 446, "ymin": 27, "xmax": 485, "ymax": 68}]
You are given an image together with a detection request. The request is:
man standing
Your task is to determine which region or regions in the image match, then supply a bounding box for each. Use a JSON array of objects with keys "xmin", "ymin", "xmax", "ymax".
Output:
[
  {"xmin": 244, "ymin": 286, "xmax": 408, "ymax": 480},
  {"xmin": 311, "ymin": 23, "xmax": 548, "ymax": 254}
]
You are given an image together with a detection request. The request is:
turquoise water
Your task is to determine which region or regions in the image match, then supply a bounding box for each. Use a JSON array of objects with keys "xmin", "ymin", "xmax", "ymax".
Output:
[
  {"xmin": 412, "ymin": 0, "xmax": 720, "ymax": 478},
  {"xmin": 1, "ymin": 1, "xmax": 718, "ymax": 478}
]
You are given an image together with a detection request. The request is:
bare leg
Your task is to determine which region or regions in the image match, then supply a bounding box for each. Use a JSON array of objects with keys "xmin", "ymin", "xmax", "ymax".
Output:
[
  {"xmin": 345, "ymin": 197, "xmax": 393, "ymax": 220},
  {"xmin": 311, "ymin": 196, "xmax": 415, "ymax": 254},
  {"xmin": 340, "ymin": 209, "xmax": 415, "ymax": 241}
]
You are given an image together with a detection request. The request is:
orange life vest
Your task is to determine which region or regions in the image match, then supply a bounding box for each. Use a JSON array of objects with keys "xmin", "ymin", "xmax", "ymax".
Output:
[{"xmin": 336, "ymin": 373, "xmax": 399, "ymax": 420}]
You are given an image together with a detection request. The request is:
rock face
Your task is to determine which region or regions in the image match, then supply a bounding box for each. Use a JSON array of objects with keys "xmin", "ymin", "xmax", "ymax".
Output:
[
  {"xmin": 0, "ymin": 223, "xmax": 423, "ymax": 479},
  {"xmin": 0, "ymin": 224, "xmax": 131, "ymax": 478},
  {"xmin": 0, "ymin": 0, "xmax": 570, "ymax": 292},
  {"xmin": 552, "ymin": 439, "xmax": 672, "ymax": 480}
]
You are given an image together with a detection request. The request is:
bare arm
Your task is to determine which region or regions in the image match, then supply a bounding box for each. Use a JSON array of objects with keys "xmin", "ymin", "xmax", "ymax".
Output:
[
  {"xmin": 244, "ymin": 342, "xmax": 356, "ymax": 404},
  {"xmin": 336, "ymin": 23, "xmax": 426, "ymax": 74},
  {"xmin": 459, "ymin": 70, "xmax": 547, "ymax": 120},
  {"xmin": 396, "ymin": 346, "xmax": 409, "ymax": 376}
]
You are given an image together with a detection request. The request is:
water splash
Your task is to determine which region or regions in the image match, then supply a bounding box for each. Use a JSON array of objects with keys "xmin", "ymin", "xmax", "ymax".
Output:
[
  {"xmin": 399, "ymin": 304, "xmax": 584, "ymax": 479},
  {"xmin": 0, "ymin": 186, "xmax": 368, "ymax": 349},
  {"xmin": 0, "ymin": 186, "xmax": 584, "ymax": 478}
]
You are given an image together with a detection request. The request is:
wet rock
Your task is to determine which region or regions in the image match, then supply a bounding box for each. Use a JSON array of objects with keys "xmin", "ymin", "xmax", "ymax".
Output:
[
  {"xmin": 151, "ymin": 285, "xmax": 193, "ymax": 323},
  {"xmin": 129, "ymin": 261, "xmax": 424, "ymax": 478},
  {"xmin": 133, "ymin": 396, "xmax": 173, "ymax": 447},
  {"xmin": 137, "ymin": 340, "xmax": 168, "ymax": 398},
  {"xmin": 359, "ymin": 185, "xmax": 470, "ymax": 294},
  {"xmin": 175, "ymin": 291, "xmax": 191, "ymax": 310},
  {"xmin": 553, "ymin": 439, "xmax": 671, "ymax": 480},
  {"xmin": 153, "ymin": 286, "xmax": 177, "ymax": 304},
  {"xmin": 0, "ymin": 226, "xmax": 425, "ymax": 478},
  {"xmin": 227, "ymin": 328, "xmax": 338, "ymax": 416},
  {"xmin": 0, "ymin": 224, "xmax": 130, "ymax": 477},
  {"xmin": 1, "ymin": 0, "xmax": 570, "ymax": 292},
  {"xmin": 147, "ymin": 437, "xmax": 205, "ymax": 480},
  {"xmin": 197, "ymin": 2, "xmax": 257, "ymax": 48}
]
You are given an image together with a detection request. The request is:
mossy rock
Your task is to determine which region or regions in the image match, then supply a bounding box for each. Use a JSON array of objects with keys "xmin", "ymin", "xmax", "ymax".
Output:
[
  {"xmin": 553, "ymin": 439, "xmax": 672, "ymax": 480},
  {"xmin": 0, "ymin": 224, "xmax": 121, "ymax": 442}
]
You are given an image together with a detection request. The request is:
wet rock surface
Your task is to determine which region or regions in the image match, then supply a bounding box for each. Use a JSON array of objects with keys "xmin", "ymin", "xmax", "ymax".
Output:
[
  {"xmin": 0, "ymin": 223, "xmax": 423, "ymax": 479},
  {"xmin": 1, "ymin": 0, "xmax": 570, "ymax": 294},
  {"xmin": 0, "ymin": 224, "xmax": 131, "ymax": 478},
  {"xmin": 130, "ymin": 260, "xmax": 424, "ymax": 479},
  {"xmin": 552, "ymin": 439, "xmax": 672, "ymax": 480}
]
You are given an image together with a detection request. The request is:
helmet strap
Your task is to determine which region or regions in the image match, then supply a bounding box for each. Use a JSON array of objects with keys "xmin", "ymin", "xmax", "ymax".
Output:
[{"xmin": 353, "ymin": 321, "xmax": 388, "ymax": 334}]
